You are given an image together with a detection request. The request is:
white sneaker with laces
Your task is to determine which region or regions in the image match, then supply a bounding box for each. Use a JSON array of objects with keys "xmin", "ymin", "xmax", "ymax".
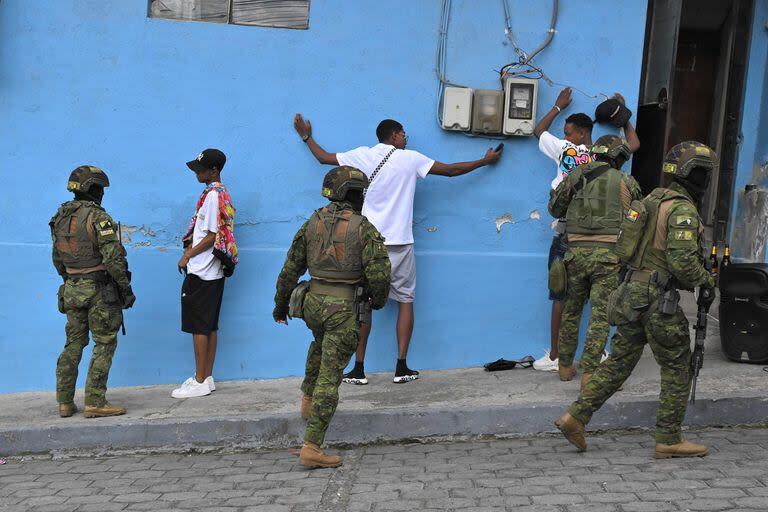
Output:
[
  {"xmin": 172, "ymin": 377, "xmax": 211, "ymax": 398},
  {"xmin": 205, "ymin": 376, "xmax": 216, "ymax": 392},
  {"xmin": 600, "ymin": 351, "xmax": 610, "ymax": 363},
  {"xmin": 533, "ymin": 351, "xmax": 559, "ymax": 372}
]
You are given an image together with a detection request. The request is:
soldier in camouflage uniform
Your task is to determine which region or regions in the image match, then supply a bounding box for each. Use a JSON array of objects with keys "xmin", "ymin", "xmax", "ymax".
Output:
[
  {"xmin": 556, "ymin": 142, "xmax": 717, "ymax": 458},
  {"xmin": 50, "ymin": 166, "xmax": 135, "ymax": 418},
  {"xmin": 548, "ymin": 135, "xmax": 643, "ymax": 388},
  {"xmin": 274, "ymin": 166, "xmax": 390, "ymax": 468}
]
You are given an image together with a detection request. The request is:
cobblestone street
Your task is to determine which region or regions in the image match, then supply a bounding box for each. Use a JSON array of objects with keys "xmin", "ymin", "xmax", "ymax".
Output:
[{"xmin": 2, "ymin": 427, "xmax": 768, "ymax": 512}]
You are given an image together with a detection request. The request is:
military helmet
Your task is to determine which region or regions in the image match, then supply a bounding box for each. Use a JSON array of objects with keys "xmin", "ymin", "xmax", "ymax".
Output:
[
  {"xmin": 66, "ymin": 165, "xmax": 110, "ymax": 194},
  {"xmin": 591, "ymin": 134, "xmax": 631, "ymax": 163},
  {"xmin": 321, "ymin": 166, "xmax": 369, "ymax": 201},
  {"xmin": 662, "ymin": 141, "xmax": 717, "ymax": 179}
]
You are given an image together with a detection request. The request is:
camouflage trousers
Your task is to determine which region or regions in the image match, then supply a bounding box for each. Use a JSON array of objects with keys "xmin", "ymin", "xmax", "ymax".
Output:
[
  {"xmin": 300, "ymin": 291, "xmax": 358, "ymax": 446},
  {"xmin": 56, "ymin": 279, "xmax": 123, "ymax": 407},
  {"xmin": 558, "ymin": 246, "xmax": 620, "ymax": 373},
  {"xmin": 569, "ymin": 281, "xmax": 692, "ymax": 444}
]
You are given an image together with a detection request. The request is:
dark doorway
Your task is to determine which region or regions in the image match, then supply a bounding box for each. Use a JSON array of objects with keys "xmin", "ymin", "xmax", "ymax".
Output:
[{"xmin": 631, "ymin": 0, "xmax": 755, "ymax": 243}]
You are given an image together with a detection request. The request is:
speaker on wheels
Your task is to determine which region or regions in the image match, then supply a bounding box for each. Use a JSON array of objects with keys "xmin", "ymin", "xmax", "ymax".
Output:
[{"xmin": 718, "ymin": 263, "xmax": 768, "ymax": 363}]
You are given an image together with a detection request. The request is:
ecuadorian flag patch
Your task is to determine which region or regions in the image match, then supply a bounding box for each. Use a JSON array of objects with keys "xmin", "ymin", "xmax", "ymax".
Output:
[{"xmin": 626, "ymin": 209, "xmax": 639, "ymax": 222}]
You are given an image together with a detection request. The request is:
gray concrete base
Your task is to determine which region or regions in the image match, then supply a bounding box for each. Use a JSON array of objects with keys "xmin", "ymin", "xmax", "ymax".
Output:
[
  {"xmin": 2, "ymin": 301, "xmax": 767, "ymax": 455},
  {"xmin": 2, "ymin": 354, "xmax": 767, "ymax": 455}
]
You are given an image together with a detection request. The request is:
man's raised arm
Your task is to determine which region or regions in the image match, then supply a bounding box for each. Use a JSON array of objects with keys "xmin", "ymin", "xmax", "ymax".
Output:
[
  {"xmin": 428, "ymin": 146, "xmax": 503, "ymax": 177},
  {"xmin": 294, "ymin": 113, "xmax": 339, "ymax": 166},
  {"xmin": 534, "ymin": 87, "xmax": 572, "ymax": 139}
]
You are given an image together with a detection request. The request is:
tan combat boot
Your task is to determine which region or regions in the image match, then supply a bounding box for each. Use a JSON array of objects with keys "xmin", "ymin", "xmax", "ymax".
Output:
[
  {"xmin": 654, "ymin": 440, "xmax": 708, "ymax": 459},
  {"xmin": 84, "ymin": 402, "xmax": 126, "ymax": 418},
  {"xmin": 59, "ymin": 403, "xmax": 78, "ymax": 418},
  {"xmin": 555, "ymin": 412, "xmax": 587, "ymax": 452},
  {"xmin": 580, "ymin": 372, "xmax": 592, "ymax": 392},
  {"xmin": 300, "ymin": 395, "xmax": 312, "ymax": 420},
  {"xmin": 299, "ymin": 442, "xmax": 342, "ymax": 469},
  {"xmin": 559, "ymin": 364, "xmax": 577, "ymax": 382}
]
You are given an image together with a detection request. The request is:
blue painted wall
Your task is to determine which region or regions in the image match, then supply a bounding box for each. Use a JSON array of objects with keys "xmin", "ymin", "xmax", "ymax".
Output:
[{"xmin": 0, "ymin": 0, "xmax": 649, "ymax": 393}]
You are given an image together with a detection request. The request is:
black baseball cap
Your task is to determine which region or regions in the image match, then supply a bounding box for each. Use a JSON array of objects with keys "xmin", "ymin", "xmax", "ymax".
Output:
[
  {"xmin": 595, "ymin": 98, "xmax": 632, "ymax": 128},
  {"xmin": 187, "ymin": 148, "xmax": 226, "ymax": 173}
]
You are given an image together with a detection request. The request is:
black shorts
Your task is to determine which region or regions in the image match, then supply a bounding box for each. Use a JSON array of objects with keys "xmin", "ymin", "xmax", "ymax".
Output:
[
  {"xmin": 181, "ymin": 274, "xmax": 225, "ymax": 335},
  {"xmin": 547, "ymin": 232, "xmax": 568, "ymax": 301}
]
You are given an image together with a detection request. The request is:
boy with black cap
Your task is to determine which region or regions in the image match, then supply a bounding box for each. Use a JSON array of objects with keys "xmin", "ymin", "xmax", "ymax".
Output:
[{"xmin": 173, "ymin": 148, "xmax": 238, "ymax": 398}]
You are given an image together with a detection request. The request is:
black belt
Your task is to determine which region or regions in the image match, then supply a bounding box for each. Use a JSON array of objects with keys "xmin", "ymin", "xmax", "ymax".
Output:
[{"xmin": 67, "ymin": 270, "xmax": 109, "ymax": 283}]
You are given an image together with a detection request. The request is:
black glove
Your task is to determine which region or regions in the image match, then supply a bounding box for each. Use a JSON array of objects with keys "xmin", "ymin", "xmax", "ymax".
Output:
[
  {"xmin": 696, "ymin": 284, "xmax": 716, "ymax": 309},
  {"xmin": 121, "ymin": 286, "xmax": 136, "ymax": 309},
  {"xmin": 273, "ymin": 306, "xmax": 288, "ymax": 323}
]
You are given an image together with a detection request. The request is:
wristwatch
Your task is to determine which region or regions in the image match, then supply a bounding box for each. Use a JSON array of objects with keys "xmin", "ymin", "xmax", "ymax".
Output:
[{"xmin": 301, "ymin": 134, "xmax": 311, "ymax": 142}]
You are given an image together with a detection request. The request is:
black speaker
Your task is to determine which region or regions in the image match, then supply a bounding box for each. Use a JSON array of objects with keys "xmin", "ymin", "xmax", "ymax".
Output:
[{"xmin": 718, "ymin": 263, "xmax": 768, "ymax": 363}]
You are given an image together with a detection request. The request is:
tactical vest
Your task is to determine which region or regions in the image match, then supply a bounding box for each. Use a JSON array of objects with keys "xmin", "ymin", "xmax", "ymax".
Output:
[
  {"xmin": 628, "ymin": 188, "xmax": 691, "ymax": 273},
  {"xmin": 50, "ymin": 201, "xmax": 103, "ymax": 270},
  {"xmin": 565, "ymin": 162, "xmax": 624, "ymax": 238},
  {"xmin": 306, "ymin": 204, "xmax": 364, "ymax": 284}
]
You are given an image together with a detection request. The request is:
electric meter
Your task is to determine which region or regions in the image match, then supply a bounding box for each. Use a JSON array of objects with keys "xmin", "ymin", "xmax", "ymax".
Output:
[
  {"xmin": 503, "ymin": 77, "xmax": 538, "ymax": 136},
  {"xmin": 471, "ymin": 89, "xmax": 504, "ymax": 135},
  {"xmin": 441, "ymin": 87, "xmax": 473, "ymax": 131}
]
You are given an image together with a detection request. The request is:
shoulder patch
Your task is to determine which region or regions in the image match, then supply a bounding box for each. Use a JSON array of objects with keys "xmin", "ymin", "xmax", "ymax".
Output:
[
  {"xmin": 675, "ymin": 215, "xmax": 693, "ymax": 226},
  {"xmin": 663, "ymin": 163, "xmax": 677, "ymax": 174},
  {"xmin": 99, "ymin": 229, "xmax": 115, "ymax": 236},
  {"xmin": 626, "ymin": 209, "xmax": 640, "ymax": 222}
]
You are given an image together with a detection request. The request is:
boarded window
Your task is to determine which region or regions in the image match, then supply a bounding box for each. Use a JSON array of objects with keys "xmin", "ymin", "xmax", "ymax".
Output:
[{"xmin": 148, "ymin": 0, "xmax": 310, "ymax": 29}]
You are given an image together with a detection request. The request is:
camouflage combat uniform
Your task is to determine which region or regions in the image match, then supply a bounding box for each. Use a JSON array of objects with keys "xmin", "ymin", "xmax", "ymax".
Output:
[
  {"xmin": 568, "ymin": 179, "xmax": 714, "ymax": 444},
  {"xmin": 50, "ymin": 167, "xmax": 133, "ymax": 408},
  {"xmin": 548, "ymin": 145, "xmax": 642, "ymax": 376},
  {"xmin": 274, "ymin": 171, "xmax": 390, "ymax": 447}
]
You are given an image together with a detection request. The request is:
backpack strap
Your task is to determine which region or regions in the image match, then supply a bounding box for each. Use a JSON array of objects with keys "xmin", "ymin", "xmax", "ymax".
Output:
[
  {"xmin": 364, "ymin": 147, "xmax": 397, "ymax": 197},
  {"xmin": 572, "ymin": 163, "xmax": 611, "ymax": 193}
]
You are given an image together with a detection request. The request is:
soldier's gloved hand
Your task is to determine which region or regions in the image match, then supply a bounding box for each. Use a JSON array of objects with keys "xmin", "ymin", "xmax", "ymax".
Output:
[
  {"xmin": 121, "ymin": 286, "xmax": 136, "ymax": 309},
  {"xmin": 273, "ymin": 306, "xmax": 288, "ymax": 324},
  {"xmin": 696, "ymin": 284, "xmax": 716, "ymax": 309}
]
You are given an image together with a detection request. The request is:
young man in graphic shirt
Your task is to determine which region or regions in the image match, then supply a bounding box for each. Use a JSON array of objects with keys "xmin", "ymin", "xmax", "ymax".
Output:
[
  {"xmin": 293, "ymin": 113, "xmax": 502, "ymax": 385},
  {"xmin": 172, "ymin": 148, "xmax": 231, "ymax": 399},
  {"xmin": 532, "ymin": 88, "xmax": 640, "ymax": 373}
]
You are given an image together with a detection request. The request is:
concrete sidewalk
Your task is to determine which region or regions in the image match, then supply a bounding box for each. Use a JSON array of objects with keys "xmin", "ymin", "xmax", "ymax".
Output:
[{"xmin": 2, "ymin": 314, "xmax": 767, "ymax": 456}]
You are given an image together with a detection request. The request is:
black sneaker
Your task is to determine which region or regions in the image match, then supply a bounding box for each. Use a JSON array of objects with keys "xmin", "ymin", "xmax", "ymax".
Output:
[
  {"xmin": 342, "ymin": 368, "xmax": 368, "ymax": 385},
  {"xmin": 393, "ymin": 368, "xmax": 419, "ymax": 384}
]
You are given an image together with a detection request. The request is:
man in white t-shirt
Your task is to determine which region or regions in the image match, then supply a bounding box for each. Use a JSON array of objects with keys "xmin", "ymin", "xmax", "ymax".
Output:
[
  {"xmin": 172, "ymin": 148, "xmax": 229, "ymax": 399},
  {"xmin": 532, "ymin": 88, "xmax": 640, "ymax": 373},
  {"xmin": 294, "ymin": 113, "xmax": 503, "ymax": 384}
]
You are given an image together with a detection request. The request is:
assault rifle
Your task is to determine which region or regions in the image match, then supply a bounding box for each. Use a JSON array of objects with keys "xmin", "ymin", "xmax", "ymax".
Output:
[
  {"xmin": 117, "ymin": 221, "xmax": 127, "ymax": 335},
  {"xmin": 690, "ymin": 264, "xmax": 716, "ymax": 404}
]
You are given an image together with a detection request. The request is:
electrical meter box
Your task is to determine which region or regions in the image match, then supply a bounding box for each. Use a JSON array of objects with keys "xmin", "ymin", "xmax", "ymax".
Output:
[
  {"xmin": 442, "ymin": 87, "xmax": 473, "ymax": 131},
  {"xmin": 503, "ymin": 77, "xmax": 538, "ymax": 136},
  {"xmin": 471, "ymin": 89, "xmax": 504, "ymax": 135}
]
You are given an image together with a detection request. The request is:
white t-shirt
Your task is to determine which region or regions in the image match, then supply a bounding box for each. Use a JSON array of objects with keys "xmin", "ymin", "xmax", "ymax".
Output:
[
  {"xmin": 337, "ymin": 143, "xmax": 435, "ymax": 245},
  {"xmin": 538, "ymin": 131, "xmax": 592, "ymax": 190},
  {"xmin": 186, "ymin": 189, "xmax": 224, "ymax": 281}
]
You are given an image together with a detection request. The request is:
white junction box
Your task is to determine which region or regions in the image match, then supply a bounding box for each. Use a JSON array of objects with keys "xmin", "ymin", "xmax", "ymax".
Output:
[
  {"xmin": 471, "ymin": 89, "xmax": 504, "ymax": 135},
  {"xmin": 503, "ymin": 77, "xmax": 538, "ymax": 136},
  {"xmin": 442, "ymin": 86, "xmax": 473, "ymax": 131}
]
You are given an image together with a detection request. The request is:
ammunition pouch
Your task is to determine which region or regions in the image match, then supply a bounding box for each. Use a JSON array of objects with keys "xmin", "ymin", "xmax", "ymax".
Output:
[
  {"xmin": 57, "ymin": 284, "xmax": 66, "ymax": 314},
  {"xmin": 548, "ymin": 258, "xmax": 568, "ymax": 297},
  {"xmin": 288, "ymin": 280, "xmax": 310, "ymax": 319},
  {"xmin": 626, "ymin": 269, "xmax": 678, "ymax": 315},
  {"xmin": 102, "ymin": 280, "xmax": 120, "ymax": 306}
]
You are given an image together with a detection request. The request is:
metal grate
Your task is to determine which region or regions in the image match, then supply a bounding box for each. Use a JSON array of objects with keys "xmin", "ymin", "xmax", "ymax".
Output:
[
  {"xmin": 148, "ymin": 0, "xmax": 310, "ymax": 30},
  {"xmin": 232, "ymin": 0, "xmax": 310, "ymax": 29}
]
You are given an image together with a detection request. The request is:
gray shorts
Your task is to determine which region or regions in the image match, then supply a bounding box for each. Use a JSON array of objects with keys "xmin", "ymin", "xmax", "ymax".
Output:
[{"xmin": 386, "ymin": 244, "xmax": 416, "ymax": 303}]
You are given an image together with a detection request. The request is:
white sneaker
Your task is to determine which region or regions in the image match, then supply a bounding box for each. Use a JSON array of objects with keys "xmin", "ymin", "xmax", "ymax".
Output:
[
  {"xmin": 171, "ymin": 377, "xmax": 211, "ymax": 398},
  {"xmin": 205, "ymin": 376, "xmax": 216, "ymax": 392},
  {"xmin": 600, "ymin": 351, "xmax": 610, "ymax": 363},
  {"xmin": 533, "ymin": 351, "xmax": 559, "ymax": 372}
]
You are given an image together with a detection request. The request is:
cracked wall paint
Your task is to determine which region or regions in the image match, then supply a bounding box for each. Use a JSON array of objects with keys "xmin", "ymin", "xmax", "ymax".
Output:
[
  {"xmin": 495, "ymin": 213, "xmax": 514, "ymax": 233},
  {"xmin": 119, "ymin": 225, "xmax": 137, "ymax": 243}
]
